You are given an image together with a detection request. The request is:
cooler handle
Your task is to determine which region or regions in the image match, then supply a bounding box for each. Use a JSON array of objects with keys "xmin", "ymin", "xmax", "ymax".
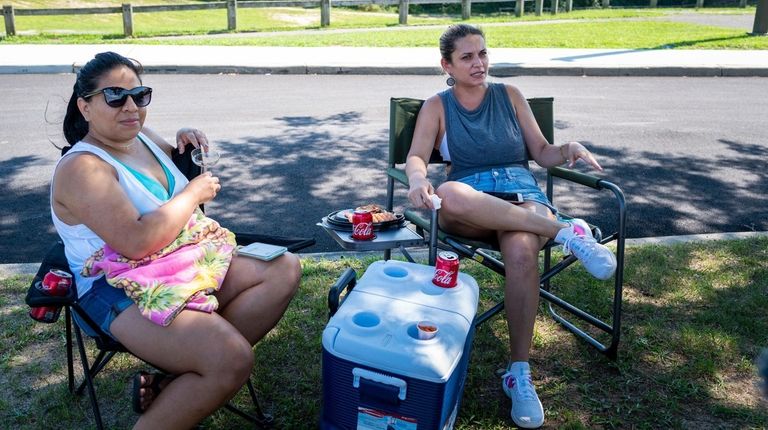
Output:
[{"xmin": 352, "ymin": 368, "xmax": 407, "ymax": 401}]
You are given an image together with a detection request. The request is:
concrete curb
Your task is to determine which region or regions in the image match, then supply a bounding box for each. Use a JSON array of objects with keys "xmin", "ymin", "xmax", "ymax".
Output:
[
  {"xmin": 2, "ymin": 45, "xmax": 768, "ymax": 77},
  {"xmin": 3, "ymin": 231, "xmax": 766, "ymax": 278},
  {"xmin": 3, "ymin": 64, "xmax": 768, "ymax": 77}
]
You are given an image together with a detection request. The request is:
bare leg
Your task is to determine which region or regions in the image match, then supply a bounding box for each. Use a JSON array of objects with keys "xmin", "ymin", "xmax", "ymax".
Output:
[
  {"xmin": 111, "ymin": 307, "xmax": 255, "ymax": 430},
  {"xmin": 214, "ymin": 252, "xmax": 302, "ymax": 345},
  {"xmin": 112, "ymin": 252, "xmax": 301, "ymax": 429},
  {"xmin": 434, "ymin": 182, "xmax": 555, "ymax": 361},
  {"xmin": 435, "ymin": 181, "xmax": 566, "ymax": 239},
  {"xmin": 497, "ymin": 203, "xmax": 555, "ymax": 361}
]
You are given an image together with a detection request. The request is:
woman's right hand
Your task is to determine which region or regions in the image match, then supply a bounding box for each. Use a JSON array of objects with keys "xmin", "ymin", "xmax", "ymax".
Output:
[
  {"xmin": 408, "ymin": 177, "xmax": 435, "ymax": 209},
  {"xmin": 186, "ymin": 172, "xmax": 221, "ymax": 204}
]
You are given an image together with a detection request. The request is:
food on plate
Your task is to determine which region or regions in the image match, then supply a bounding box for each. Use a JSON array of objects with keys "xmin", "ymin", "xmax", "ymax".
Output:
[{"xmin": 343, "ymin": 204, "xmax": 397, "ymax": 223}]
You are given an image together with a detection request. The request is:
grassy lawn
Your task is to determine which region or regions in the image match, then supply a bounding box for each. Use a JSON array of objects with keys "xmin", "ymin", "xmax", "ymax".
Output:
[
  {"xmin": 2, "ymin": 5, "xmax": 766, "ymax": 49},
  {"xmin": 1, "ymin": 238, "xmax": 767, "ymax": 429}
]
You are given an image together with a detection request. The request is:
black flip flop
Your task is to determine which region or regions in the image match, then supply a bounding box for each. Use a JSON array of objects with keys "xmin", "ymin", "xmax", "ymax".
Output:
[{"xmin": 132, "ymin": 371, "xmax": 171, "ymax": 414}]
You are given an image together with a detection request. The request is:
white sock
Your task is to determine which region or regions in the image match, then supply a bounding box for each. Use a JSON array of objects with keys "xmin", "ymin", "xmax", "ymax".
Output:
[{"xmin": 508, "ymin": 361, "xmax": 530, "ymax": 375}]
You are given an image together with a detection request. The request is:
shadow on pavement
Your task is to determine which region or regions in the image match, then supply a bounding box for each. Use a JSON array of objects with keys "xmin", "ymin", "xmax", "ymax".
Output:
[{"xmin": 3, "ymin": 112, "xmax": 767, "ymax": 263}]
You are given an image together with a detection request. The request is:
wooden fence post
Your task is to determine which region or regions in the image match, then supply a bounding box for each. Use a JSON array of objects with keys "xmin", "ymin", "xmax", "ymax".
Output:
[
  {"xmin": 535, "ymin": 0, "xmax": 543, "ymax": 15},
  {"xmin": 320, "ymin": 0, "xmax": 330, "ymax": 27},
  {"xmin": 515, "ymin": 0, "xmax": 524, "ymax": 17},
  {"xmin": 227, "ymin": 0, "xmax": 236, "ymax": 30},
  {"xmin": 695, "ymin": 0, "xmax": 703, "ymax": 8},
  {"xmin": 650, "ymin": 0, "xmax": 657, "ymax": 7},
  {"xmin": 461, "ymin": 0, "xmax": 470, "ymax": 19},
  {"xmin": 2, "ymin": 5, "xmax": 15, "ymax": 36},
  {"xmin": 754, "ymin": 0, "xmax": 768, "ymax": 35},
  {"xmin": 121, "ymin": 3, "xmax": 133, "ymax": 37},
  {"xmin": 398, "ymin": 0, "xmax": 408, "ymax": 24}
]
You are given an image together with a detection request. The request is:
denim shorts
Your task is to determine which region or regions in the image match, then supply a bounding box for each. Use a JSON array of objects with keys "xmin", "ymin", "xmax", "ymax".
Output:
[
  {"xmin": 73, "ymin": 276, "xmax": 134, "ymax": 341},
  {"xmin": 455, "ymin": 166, "xmax": 558, "ymax": 215}
]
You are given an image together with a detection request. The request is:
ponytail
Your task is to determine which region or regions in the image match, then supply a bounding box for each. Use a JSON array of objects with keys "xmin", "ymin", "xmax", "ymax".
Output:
[{"xmin": 62, "ymin": 89, "xmax": 88, "ymax": 153}]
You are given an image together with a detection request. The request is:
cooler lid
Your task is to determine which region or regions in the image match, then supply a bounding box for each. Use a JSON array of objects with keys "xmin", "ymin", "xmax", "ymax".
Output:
[
  {"xmin": 354, "ymin": 260, "xmax": 479, "ymax": 324},
  {"xmin": 322, "ymin": 291, "xmax": 471, "ymax": 382}
]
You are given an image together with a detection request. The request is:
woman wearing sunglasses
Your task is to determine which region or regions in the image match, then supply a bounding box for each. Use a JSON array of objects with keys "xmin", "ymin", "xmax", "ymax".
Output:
[{"xmin": 52, "ymin": 51, "xmax": 301, "ymax": 429}]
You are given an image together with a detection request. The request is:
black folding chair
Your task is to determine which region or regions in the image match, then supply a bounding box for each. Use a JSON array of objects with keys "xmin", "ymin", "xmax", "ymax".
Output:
[
  {"xmin": 25, "ymin": 148, "xmax": 315, "ymax": 429},
  {"xmin": 384, "ymin": 97, "xmax": 627, "ymax": 359}
]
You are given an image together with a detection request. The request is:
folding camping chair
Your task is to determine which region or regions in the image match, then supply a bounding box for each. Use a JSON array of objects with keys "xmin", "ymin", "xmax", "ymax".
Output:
[
  {"xmin": 384, "ymin": 97, "xmax": 627, "ymax": 358},
  {"xmin": 25, "ymin": 149, "xmax": 315, "ymax": 429}
]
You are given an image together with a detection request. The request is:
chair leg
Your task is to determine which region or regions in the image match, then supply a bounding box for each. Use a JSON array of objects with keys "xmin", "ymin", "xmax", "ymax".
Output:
[
  {"xmin": 72, "ymin": 321, "xmax": 105, "ymax": 430},
  {"xmin": 223, "ymin": 378, "xmax": 274, "ymax": 428},
  {"xmin": 74, "ymin": 349, "xmax": 117, "ymax": 395},
  {"xmin": 65, "ymin": 307, "xmax": 75, "ymax": 394}
]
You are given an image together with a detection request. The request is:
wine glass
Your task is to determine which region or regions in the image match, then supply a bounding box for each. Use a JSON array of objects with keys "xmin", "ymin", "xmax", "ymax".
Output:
[{"xmin": 190, "ymin": 147, "xmax": 221, "ymax": 173}]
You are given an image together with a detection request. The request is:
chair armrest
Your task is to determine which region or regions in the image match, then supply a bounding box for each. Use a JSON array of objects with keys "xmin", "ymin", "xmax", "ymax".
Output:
[
  {"xmin": 25, "ymin": 280, "xmax": 77, "ymax": 307},
  {"xmin": 548, "ymin": 166, "xmax": 602, "ymax": 189},
  {"xmin": 387, "ymin": 167, "xmax": 409, "ymax": 186}
]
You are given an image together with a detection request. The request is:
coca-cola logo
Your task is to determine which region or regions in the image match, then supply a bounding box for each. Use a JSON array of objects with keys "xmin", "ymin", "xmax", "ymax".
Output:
[
  {"xmin": 353, "ymin": 222, "xmax": 373, "ymax": 237},
  {"xmin": 433, "ymin": 268, "xmax": 456, "ymax": 286}
]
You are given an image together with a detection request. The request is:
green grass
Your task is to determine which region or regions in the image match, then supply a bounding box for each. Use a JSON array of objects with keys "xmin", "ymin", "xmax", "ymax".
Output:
[
  {"xmin": 2, "ymin": 6, "xmax": 765, "ymax": 49},
  {"xmin": 2, "ymin": 238, "xmax": 767, "ymax": 429}
]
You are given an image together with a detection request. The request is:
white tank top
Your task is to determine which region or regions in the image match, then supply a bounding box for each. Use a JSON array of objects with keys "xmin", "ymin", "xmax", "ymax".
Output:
[{"xmin": 50, "ymin": 134, "xmax": 189, "ymax": 297}]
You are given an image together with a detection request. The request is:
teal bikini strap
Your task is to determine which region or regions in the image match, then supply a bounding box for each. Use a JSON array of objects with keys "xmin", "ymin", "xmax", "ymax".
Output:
[{"xmin": 114, "ymin": 136, "xmax": 176, "ymax": 201}]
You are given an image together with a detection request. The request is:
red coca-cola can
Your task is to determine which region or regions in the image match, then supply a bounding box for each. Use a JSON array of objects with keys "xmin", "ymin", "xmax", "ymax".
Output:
[
  {"xmin": 29, "ymin": 269, "xmax": 72, "ymax": 323},
  {"xmin": 351, "ymin": 209, "xmax": 375, "ymax": 240},
  {"xmin": 433, "ymin": 251, "xmax": 459, "ymax": 288}
]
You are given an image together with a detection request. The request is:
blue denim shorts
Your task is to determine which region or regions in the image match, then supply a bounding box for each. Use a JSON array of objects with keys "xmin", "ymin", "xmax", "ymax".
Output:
[
  {"xmin": 455, "ymin": 166, "xmax": 558, "ymax": 215},
  {"xmin": 73, "ymin": 276, "xmax": 134, "ymax": 341}
]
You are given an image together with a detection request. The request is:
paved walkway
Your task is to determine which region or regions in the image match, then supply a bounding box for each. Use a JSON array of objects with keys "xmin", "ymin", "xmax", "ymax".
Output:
[{"xmin": 1, "ymin": 44, "xmax": 768, "ymax": 77}]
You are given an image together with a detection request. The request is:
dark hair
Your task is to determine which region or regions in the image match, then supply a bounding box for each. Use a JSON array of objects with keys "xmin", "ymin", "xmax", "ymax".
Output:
[
  {"xmin": 62, "ymin": 51, "xmax": 144, "ymax": 152},
  {"xmin": 439, "ymin": 24, "xmax": 485, "ymax": 63}
]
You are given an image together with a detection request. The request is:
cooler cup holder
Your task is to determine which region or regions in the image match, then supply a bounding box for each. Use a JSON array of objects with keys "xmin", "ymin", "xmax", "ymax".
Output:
[
  {"xmin": 420, "ymin": 282, "xmax": 447, "ymax": 296},
  {"xmin": 407, "ymin": 322, "xmax": 438, "ymax": 342},
  {"xmin": 351, "ymin": 311, "xmax": 381, "ymax": 329},
  {"xmin": 382, "ymin": 264, "xmax": 410, "ymax": 280}
]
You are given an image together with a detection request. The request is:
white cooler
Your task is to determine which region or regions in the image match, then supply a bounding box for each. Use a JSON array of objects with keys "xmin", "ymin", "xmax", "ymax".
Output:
[{"xmin": 321, "ymin": 260, "xmax": 479, "ymax": 430}]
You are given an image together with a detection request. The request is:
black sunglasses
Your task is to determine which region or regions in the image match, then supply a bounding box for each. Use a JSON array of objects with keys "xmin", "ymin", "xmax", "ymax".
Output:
[{"xmin": 82, "ymin": 86, "xmax": 153, "ymax": 108}]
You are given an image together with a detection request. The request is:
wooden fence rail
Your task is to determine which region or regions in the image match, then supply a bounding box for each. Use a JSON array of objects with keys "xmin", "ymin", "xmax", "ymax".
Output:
[
  {"xmin": 3, "ymin": 0, "xmax": 562, "ymax": 37},
  {"xmin": 2, "ymin": 0, "xmax": 751, "ymax": 37}
]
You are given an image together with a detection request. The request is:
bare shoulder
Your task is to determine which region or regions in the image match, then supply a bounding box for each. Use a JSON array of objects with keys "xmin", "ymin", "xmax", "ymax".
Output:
[
  {"xmin": 55, "ymin": 152, "xmax": 116, "ymax": 189},
  {"xmin": 419, "ymin": 94, "xmax": 445, "ymax": 118},
  {"xmin": 502, "ymin": 83, "xmax": 526, "ymax": 103}
]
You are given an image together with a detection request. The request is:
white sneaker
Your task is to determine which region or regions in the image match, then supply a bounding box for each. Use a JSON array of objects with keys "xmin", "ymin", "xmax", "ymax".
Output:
[
  {"xmin": 555, "ymin": 218, "xmax": 593, "ymax": 245},
  {"xmin": 556, "ymin": 219, "xmax": 616, "ymax": 281},
  {"xmin": 502, "ymin": 365, "xmax": 544, "ymax": 429}
]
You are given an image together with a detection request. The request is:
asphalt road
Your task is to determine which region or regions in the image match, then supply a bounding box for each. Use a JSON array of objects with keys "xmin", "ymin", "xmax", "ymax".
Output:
[{"xmin": 1, "ymin": 74, "xmax": 766, "ymax": 263}]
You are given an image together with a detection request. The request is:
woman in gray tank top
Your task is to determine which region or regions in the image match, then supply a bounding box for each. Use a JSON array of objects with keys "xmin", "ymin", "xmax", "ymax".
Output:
[{"xmin": 405, "ymin": 24, "xmax": 616, "ymax": 429}]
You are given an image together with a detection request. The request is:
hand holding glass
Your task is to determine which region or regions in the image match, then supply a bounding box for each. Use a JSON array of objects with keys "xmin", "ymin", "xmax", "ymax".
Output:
[{"xmin": 191, "ymin": 147, "xmax": 221, "ymax": 173}]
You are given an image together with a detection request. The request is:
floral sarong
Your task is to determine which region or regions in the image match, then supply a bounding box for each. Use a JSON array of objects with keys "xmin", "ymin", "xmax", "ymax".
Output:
[{"xmin": 82, "ymin": 210, "xmax": 236, "ymax": 326}]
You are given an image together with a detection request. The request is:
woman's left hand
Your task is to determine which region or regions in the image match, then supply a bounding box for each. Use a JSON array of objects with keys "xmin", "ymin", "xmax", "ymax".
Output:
[
  {"xmin": 563, "ymin": 141, "xmax": 603, "ymax": 172},
  {"xmin": 176, "ymin": 128, "xmax": 209, "ymax": 153}
]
